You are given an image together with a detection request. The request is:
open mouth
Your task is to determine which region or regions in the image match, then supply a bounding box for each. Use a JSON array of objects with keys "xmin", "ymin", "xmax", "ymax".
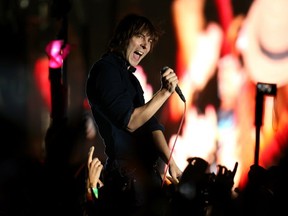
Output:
[
  {"xmin": 133, "ymin": 50, "xmax": 144, "ymax": 61},
  {"xmin": 135, "ymin": 50, "xmax": 143, "ymax": 56}
]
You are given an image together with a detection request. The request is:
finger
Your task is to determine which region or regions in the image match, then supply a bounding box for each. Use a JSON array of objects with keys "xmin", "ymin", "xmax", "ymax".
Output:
[
  {"xmin": 160, "ymin": 67, "xmax": 173, "ymax": 76},
  {"xmin": 166, "ymin": 176, "xmax": 179, "ymax": 184},
  {"xmin": 97, "ymin": 179, "xmax": 104, "ymax": 187},
  {"xmin": 94, "ymin": 164, "xmax": 103, "ymax": 182},
  {"xmin": 88, "ymin": 146, "xmax": 94, "ymax": 164},
  {"xmin": 173, "ymin": 176, "xmax": 179, "ymax": 184},
  {"xmin": 172, "ymin": 172, "xmax": 180, "ymax": 184},
  {"xmin": 217, "ymin": 165, "xmax": 224, "ymax": 175},
  {"xmin": 96, "ymin": 163, "xmax": 103, "ymax": 174},
  {"xmin": 90, "ymin": 158, "xmax": 100, "ymax": 169},
  {"xmin": 89, "ymin": 163, "xmax": 103, "ymax": 187},
  {"xmin": 91, "ymin": 163, "xmax": 102, "ymax": 175},
  {"xmin": 232, "ymin": 162, "xmax": 238, "ymax": 178},
  {"xmin": 91, "ymin": 158, "xmax": 101, "ymax": 168},
  {"xmin": 223, "ymin": 166, "xmax": 228, "ymax": 175},
  {"xmin": 165, "ymin": 71, "xmax": 177, "ymax": 82}
]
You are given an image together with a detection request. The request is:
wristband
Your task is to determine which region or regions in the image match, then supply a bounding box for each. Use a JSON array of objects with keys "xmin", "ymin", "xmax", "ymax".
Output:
[{"xmin": 91, "ymin": 187, "xmax": 99, "ymax": 199}]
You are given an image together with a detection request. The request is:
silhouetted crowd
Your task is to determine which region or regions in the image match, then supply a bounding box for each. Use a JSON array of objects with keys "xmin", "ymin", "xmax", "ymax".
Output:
[{"xmin": 1, "ymin": 110, "xmax": 288, "ymax": 216}]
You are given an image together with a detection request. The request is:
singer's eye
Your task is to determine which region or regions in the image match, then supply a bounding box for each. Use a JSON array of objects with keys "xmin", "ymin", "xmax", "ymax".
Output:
[{"xmin": 135, "ymin": 33, "xmax": 145, "ymax": 39}]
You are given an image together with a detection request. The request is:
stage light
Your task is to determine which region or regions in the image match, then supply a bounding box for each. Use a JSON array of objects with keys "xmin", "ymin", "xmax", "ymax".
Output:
[{"xmin": 45, "ymin": 39, "xmax": 70, "ymax": 68}]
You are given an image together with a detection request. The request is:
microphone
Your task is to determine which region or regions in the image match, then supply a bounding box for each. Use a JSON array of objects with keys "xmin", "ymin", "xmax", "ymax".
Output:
[{"xmin": 161, "ymin": 66, "xmax": 186, "ymax": 102}]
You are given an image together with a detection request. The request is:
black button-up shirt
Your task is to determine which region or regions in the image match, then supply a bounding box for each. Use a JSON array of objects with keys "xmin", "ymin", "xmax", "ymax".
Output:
[{"xmin": 86, "ymin": 52, "xmax": 164, "ymax": 168}]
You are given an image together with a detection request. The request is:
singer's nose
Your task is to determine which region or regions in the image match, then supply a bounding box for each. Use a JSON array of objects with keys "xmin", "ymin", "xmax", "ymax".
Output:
[{"xmin": 140, "ymin": 35, "xmax": 151, "ymax": 51}]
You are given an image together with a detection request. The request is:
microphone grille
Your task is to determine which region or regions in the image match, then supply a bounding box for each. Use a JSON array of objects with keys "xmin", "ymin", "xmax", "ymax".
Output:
[{"xmin": 161, "ymin": 66, "xmax": 169, "ymax": 74}]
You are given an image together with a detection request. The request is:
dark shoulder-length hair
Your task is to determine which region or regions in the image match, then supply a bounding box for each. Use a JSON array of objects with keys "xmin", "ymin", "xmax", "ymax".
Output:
[{"xmin": 108, "ymin": 13, "xmax": 163, "ymax": 56}]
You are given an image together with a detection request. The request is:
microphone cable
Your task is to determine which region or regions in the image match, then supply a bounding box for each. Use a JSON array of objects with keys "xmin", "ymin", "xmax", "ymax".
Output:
[{"xmin": 161, "ymin": 100, "xmax": 186, "ymax": 188}]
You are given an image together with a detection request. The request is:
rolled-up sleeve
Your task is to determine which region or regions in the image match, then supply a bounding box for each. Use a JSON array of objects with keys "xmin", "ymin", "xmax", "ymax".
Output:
[{"xmin": 144, "ymin": 116, "xmax": 165, "ymax": 133}]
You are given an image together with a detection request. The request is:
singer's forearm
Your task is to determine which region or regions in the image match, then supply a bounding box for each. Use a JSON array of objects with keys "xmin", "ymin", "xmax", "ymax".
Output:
[{"xmin": 126, "ymin": 88, "xmax": 171, "ymax": 132}]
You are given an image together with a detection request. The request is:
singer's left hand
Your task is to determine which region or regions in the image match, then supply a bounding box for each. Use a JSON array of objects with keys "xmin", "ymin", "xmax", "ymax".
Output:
[{"xmin": 168, "ymin": 160, "xmax": 182, "ymax": 184}]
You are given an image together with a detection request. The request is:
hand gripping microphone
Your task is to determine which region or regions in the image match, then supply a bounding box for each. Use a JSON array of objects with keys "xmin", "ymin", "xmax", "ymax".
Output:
[{"xmin": 161, "ymin": 66, "xmax": 186, "ymax": 102}]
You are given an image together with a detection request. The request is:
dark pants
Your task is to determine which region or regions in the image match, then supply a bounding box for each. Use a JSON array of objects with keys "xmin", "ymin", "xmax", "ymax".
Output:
[{"xmin": 99, "ymin": 159, "xmax": 167, "ymax": 216}]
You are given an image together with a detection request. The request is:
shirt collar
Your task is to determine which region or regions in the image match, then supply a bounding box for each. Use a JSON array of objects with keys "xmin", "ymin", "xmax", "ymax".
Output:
[
  {"xmin": 107, "ymin": 51, "xmax": 137, "ymax": 73},
  {"xmin": 116, "ymin": 52, "xmax": 136, "ymax": 73},
  {"xmin": 128, "ymin": 65, "xmax": 136, "ymax": 73}
]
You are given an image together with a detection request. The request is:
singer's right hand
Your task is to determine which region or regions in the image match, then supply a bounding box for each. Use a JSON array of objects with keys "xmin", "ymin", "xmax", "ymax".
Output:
[{"xmin": 160, "ymin": 67, "xmax": 179, "ymax": 93}]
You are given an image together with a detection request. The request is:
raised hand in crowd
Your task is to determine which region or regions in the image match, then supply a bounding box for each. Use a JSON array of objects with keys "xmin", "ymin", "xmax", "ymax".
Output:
[{"xmin": 86, "ymin": 146, "xmax": 103, "ymax": 200}]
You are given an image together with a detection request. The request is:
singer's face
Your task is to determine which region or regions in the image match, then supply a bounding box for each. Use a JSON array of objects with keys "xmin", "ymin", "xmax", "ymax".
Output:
[{"xmin": 125, "ymin": 32, "xmax": 151, "ymax": 67}]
